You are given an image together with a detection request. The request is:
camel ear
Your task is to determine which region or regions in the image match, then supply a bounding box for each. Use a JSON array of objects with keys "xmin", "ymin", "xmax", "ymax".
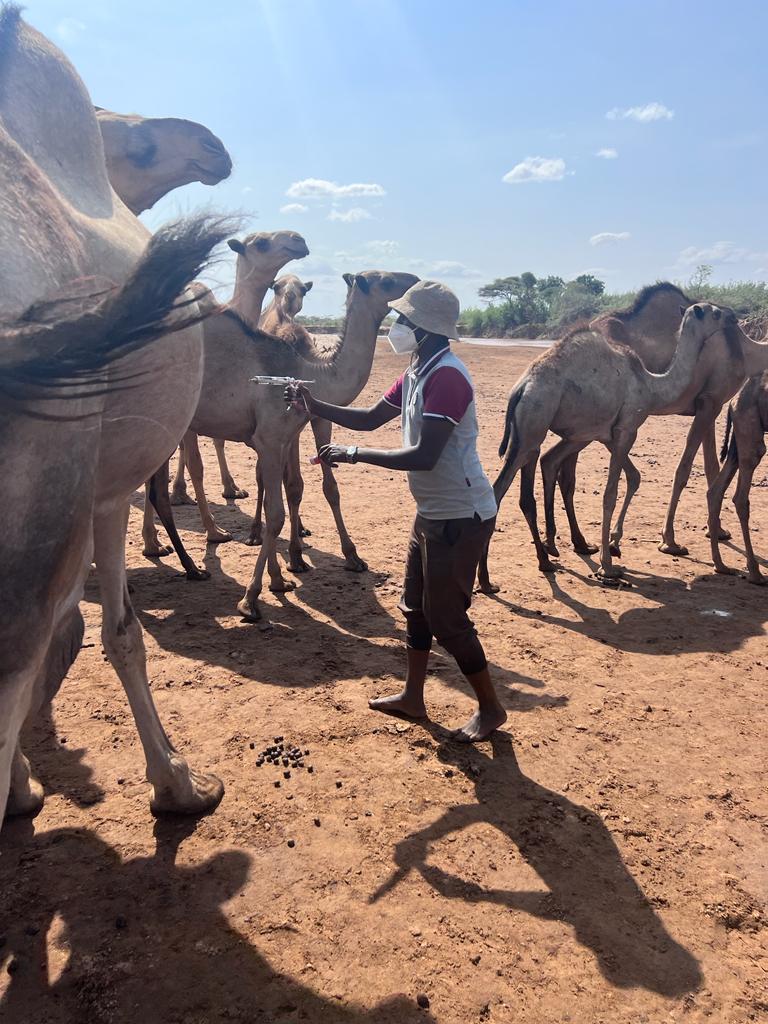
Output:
[
  {"xmin": 694, "ymin": 304, "xmax": 705, "ymax": 320},
  {"xmin": 713, "ymin": 307, "xmax": 722, "ymax": 320},
  {"xmin": 355, "ymin": 274, "xmax": 370, "ymax": 294},
  {"xmin": 342, "ymin": 272, "xmax": 354, "ymax": 288},
  {"xmin": 303, "ymin": 281, "xmax": 313, "ymax": 293},
  {"xmin": 679, "ymin": 305, "xmax": 686, "ymax": 316},
  {"xmin": 268, "ymin": 279, "xmax": 278, "ymax": 292},
  {"xmin": 228, "ymin": 239, "xmax": 246, "ymax": 255}
]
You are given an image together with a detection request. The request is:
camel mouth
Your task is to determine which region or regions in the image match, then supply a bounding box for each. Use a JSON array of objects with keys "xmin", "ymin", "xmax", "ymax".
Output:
[
  {"xmin": 190, "ymin": 158, "xmax": 232, "ymax": 185},
  {"xmin": 284, "ymin": 243, "xmax": 309, "ymax": 259}
]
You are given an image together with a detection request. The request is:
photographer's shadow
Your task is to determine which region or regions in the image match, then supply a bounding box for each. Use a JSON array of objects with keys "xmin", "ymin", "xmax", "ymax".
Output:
[{"xmin": 372, "ymin": 732, "xmax": 701, "ymax": 998}]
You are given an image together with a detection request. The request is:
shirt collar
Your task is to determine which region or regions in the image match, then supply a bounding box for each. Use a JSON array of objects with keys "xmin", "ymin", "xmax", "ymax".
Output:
[{"xmin": 411, "ymin": 343, "xmax": 450, "ymax": 378}]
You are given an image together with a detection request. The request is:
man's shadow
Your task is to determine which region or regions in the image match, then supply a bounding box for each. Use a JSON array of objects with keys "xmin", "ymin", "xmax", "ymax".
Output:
[
  {"xmin": 371, "ymin": 731, "xmax": 701, "ymax": 998},
  {"xmin": 0, "ymin": 818, "xmax": 434, "ymax": 1024}
]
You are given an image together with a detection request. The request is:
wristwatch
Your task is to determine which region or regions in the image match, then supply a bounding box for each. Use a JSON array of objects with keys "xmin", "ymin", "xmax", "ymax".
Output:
[{"xmin": 346, "ymin": 445, "xmax": 359, "ymax": 464}]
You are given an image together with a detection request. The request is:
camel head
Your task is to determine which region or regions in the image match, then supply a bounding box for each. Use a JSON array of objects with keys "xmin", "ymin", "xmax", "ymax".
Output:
[
  {"xmin": 270, "ymin": 274, "xmax": 313, "ymax": 319},
  {"xmin": 227, "ymin": 231, "xmax": 309, "ymax": 284},
  {"xmin": 95, "ymin": 108, "xmax": 232, "ymax": 214},
  {"xmin": 342, "ymin": 270, "xmax": 420, "ymax": 320},
  {"xmin": 679, "ymin": 302, "xmax": 730, "ymax": 349}
]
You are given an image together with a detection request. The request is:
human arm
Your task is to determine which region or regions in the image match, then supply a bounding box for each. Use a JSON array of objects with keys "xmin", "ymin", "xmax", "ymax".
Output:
[
  {"xmin": 286, "ymin": 383, "xmax": 399, "ymax": 431},
  {"xmin": 319, "ymin": 417, "xmax": 454, "ymax": 472}
]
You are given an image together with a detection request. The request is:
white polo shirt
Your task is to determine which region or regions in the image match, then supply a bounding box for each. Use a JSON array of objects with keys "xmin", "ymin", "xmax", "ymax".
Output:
[{"xmin": 383, "ymin": 346, "xmax": 497, "ymax": 522}]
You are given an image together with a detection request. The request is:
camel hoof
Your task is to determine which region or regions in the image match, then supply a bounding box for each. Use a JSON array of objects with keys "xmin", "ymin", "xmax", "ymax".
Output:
[
  {"xmin": 206, "ymin": 530, "xmax": 232, "ymax": 545},
  {"xmin": 344, "ymin": 555, "xmax": 368, "ymax": 573},
  {"xmin": 544, "ymin": 541, "xmax": 560, "ymax": 557},
  {"xmin": 185, "ymin": 566, "xmax": 211, "ymax": 581},
  {"xmin": 609, "ymin": 544, "xmax": 622, "ymax": 557},
  {"xmin": 300, "ymin": 527, "xmax": 312, "ymax": 538},
  {"xmin": 573, "ymin": 541, "xmax": 599, "ymax": 555},
  {"xmin": 289, "ymin": 559, "xmax": 311, "ymax": 574},
  {"xmin": 244, "ymin": 536, "xmax": 263, "ymax": 547},
  {"xmin": 705, "ymin": 526, "xmax": 731, "ymax": 541},
  {"xmin": 539, "ymin": 560, "xmax": 557, "ymax": 574},
  {"xmin": 748, "ymin": 573, "xmax": 767, "ymax": 586},
  {"xmin": 477, "ymin": 581, "xmax": 500, "ymax": 595},
  {"xmin": 237, "ymin": 597, "xmax": 262, "ymax": 622},
  {"xmin": 170, "ymin": 491, "xmax": 197, "ymax": 507},
  {"xmin": 150, "ymin": 769, "xmax": 224, "ymax": 817},
  {"xmin": 596, "ymin": 565, "xmax": 624, "ymax": 580},
  {"xmin": 222, "ymin": 487, "xmax": 249, "ymax": 500},
  {"xmin": 143, "ymin": 544, "xmax": 173, "ymax": 558},
  {"xmin": 269, "ymin": 579, "xmax": 296, "ymax": 593},
  {"xmin": 5, "ymin": 776, "xmax": 45, "ymax": 819},
  {"xmin": 658, "ymin": 541, "xmax": 688, "ymax": 556}
]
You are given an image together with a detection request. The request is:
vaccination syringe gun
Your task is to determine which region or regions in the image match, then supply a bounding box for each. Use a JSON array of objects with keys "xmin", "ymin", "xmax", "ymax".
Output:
[{"xmin": 250, "ymin": 376, "xmax": 315, "ymax": 386}]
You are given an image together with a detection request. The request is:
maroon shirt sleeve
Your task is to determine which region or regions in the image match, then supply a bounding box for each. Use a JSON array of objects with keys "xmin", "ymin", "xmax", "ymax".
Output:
[
  {"xmin": 422, "ymin": 367, "xmax": 473, "ymax": 424},
  {"xmin": 383, "ymin": 372, "xmax": 405, "ymax": 409}
]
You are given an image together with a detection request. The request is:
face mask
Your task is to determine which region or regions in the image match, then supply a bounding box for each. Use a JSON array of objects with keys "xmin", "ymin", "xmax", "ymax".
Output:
[{"xmin": 388, "ymin": 322, "xmax": 419, "ymax": 355}]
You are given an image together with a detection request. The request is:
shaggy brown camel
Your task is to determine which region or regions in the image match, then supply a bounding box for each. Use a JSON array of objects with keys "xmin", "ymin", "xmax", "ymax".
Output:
[
  {"xmin": 0, "ymin": 5, "xmax": 228, "ymax": 822},
  {"xmin": 707, "ymin": 372, "xmax": 768, "ymax": 584},
  {"xmin": 546, "ymin": 283, "xmax": 765, "ymax": 558},
  {"xmin": 477, "ymin": 303, "xmax": 727, "ymax": 592},
  {"xmin": 166, "ymin": 231, "xmax": 310, "ymax": 515},
  {"xmin": 95, "ymin": 107, "xmax": 232, "ymax": 215},
  {"xmin": 182, "ymin": 269, "xmax": 418, "ymax": 620}
]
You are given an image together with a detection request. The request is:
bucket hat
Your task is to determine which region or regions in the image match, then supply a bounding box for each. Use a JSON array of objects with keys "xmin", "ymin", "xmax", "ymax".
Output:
[{"xmin": 389, "ymin": 279, "xmax": 461, "ymax": 340}]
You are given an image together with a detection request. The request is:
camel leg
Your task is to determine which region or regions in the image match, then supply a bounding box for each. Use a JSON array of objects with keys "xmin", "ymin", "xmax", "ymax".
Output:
[
  {"xmin": 659, "ymin": 408, "xmax": 715, "ymax": 556},
  {"xmin": 238, "ymin": 446, "xmax": 295, "ymax": 621},
  {"xmin": 541, "ymin": 439, "xmax": 588, "ymax": 557},
  {"xmin": 597, "ymin": 433, "xmax": 636, "ymax": 579},
  {"xmin": 245, "ymin": 460, "xmax": 265, "ymax": 547},
  {"xmin": 285, "ymin": 437, "xmax": 311, "ymax": 573},
  {"xmin": 519, "ymin": 452, "xmax": 555, "ymax": 574},
  {"xmin": 556, "ymin": 452, "xmax": 599, "ymax": 555},
  {"xmin": 608, "ymin": 455, "xmax": 641, "ymax": 556},
  {"xmin": 183, "ymin": 430, "xmax": 232, "ymax": 543},
  {"xmin": 214, "ymin": 438, "xmax": 249, "ymax": 500},
  {"xmin": 93, "ymin": 503, "xmax": 223, "ymax": 815},
  {"xmin": 707, "ymin": 450, "xmax": 740, "ymax": 577},
  {"xmin": 732, "ymin": 445, "xmax": 766, "ymax": 585},
  {"xmin": 702, "ymin": 420, "xmax": 731, "ymax": 541},
  {"xmin": 142, "ymin": 481, "xmax": 172, "ymax": 557},
  {"xmin": 0, "ymin": 669, "xmax": 37, "ymax": 822},
  {"xmin": 312, "ymin": 417, "xmax": 367, "ymax": 572},
  {"xmin": 477, "ymin": 455, "xmax": 525, "ymax": 593},
  {"xmin": 147, "ymin": 460, "xmax": 210, "ymax": 581},
  {"xmin": 170, "ymin": 438, "xmax": 196, "ymax": 506}
]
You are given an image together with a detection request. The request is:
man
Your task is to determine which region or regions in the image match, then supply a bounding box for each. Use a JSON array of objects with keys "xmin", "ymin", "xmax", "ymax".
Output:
[{"xmin": 288, "ymin": 280, "xmax": 506, "ymax": 742}]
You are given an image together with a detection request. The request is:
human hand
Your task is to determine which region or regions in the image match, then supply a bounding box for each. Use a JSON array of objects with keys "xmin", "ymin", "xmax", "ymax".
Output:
[
  {"xmin": 284, "ymin": 381, "xmax": 313, "ymax": 413},
  {"xmin": 318, "ymin": 443, "xmax": 357, "ymax": 467}
]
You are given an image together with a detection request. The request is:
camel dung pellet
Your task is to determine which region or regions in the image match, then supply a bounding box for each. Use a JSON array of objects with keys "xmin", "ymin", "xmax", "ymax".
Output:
[
  {"xmin": 313, "ymin": 818, "xmax": 321, "ymax": 827},
  {"xmin": 416, "ymin": 994, "xmax": 430, "ymax": 1010},
  {"xmin": 256, "ymin": 760, "xmax": 263, "ymax": 767},
  {"xmin": 287, "ymin": 839, "xmax": 295, "ymax": 848},
  {"xmin": 249, "ymin": 742, "xmax": 255, "ymax": 750},
  {"xmin": 307, "ymin": 766, "xmax": 314, "ymax": 773},
  {"xmin": 274, "ymin": 781, "xmax": 281, "ymax": 788},
  {"xmin": 286, "ymin": 794, "xmax": 293, "ymax": 800},
  {"xmin": 283, "ymin": 771, "xmax": 291, "ymax": 779},
  {"xmin": 304, "ymin": 749, "xmax": 310, "ymax": 756},
  {"xmin": 335, "ymin": 781, "xmax": 342, "ymax": 788},
  {"xmin": 273, "ymin": 736, "xmax": 280, "ymax": 743},
  {"xmin": 282, "ymin": 758, "xmax": 289, "ymax": 767}
]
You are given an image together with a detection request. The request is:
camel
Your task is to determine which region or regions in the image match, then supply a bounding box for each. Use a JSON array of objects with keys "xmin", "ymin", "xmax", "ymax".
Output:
[
  {"xmin": 180, "ymin": 269, "xmax": 418, "ymax": 620},
  {"xmin": 477, "ymin": 303, "xmax": 729, "ymax": 592},
  {"xmin": 0, "ymin": 5, "xmax": 229, "ymax": 822},
  {"xmin": 707, "ymin": 372, "xmax": 768, "ymax": 584},
  {"xmin": 95, "ymin": 107, "xmax": 232, "ymax": 215},
  {"xmin": 544, "ymin": 283, "xmax": 763, "ymax": 559},
  {"xmin": 164, "ymin": 230, "xmax": 310, "ymax": 518}
]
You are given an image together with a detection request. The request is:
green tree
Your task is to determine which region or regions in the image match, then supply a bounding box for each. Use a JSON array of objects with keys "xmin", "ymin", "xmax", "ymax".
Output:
[
  {"xmin": 689, "ymin": 264, "xmax": 713, "ymax": 291},
  {"xmin": 574, "ymin": 274, "xmax": 605, "ymax": 296}
]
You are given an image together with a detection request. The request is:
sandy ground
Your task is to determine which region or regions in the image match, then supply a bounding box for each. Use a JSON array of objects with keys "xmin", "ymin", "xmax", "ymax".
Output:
[{"xmin": 1, "ymin": 342, "xmax": 766, "ymax": 1024}]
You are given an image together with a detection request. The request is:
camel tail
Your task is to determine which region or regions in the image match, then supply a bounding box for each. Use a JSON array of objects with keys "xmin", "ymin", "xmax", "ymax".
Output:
[
  {"xmin": 498, "ymin": 385, "xmax": 525, "ymax": 460},
  {"xmin": 0, "ymin": 213, "xmax": 238, "ymax": 406},
  {"xmin": 720, "ymin": 405, "xmax": 734, "ymax": 463}
]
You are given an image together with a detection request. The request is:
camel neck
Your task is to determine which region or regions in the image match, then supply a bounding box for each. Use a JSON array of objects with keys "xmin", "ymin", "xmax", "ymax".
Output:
[
  {"xmin": 646, "ymin": 325, "xmax": 708, "ymax": 413},
  {"xmin": 740, "ymin": 330, "xmax": 768, "ymax": 377},
  {"xmin": 230, "ymin": 265, "xmax": 272, "ymax": 330}
]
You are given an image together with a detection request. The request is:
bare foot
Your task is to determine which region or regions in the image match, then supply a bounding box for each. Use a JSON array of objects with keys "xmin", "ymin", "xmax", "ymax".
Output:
[
  {"xmin": 369, "ymin": 691, "xmax": 427, "ymax": 719},
  {"xmin": 452, "ymin": 705, "xmax": 507, "ymax": 743}
]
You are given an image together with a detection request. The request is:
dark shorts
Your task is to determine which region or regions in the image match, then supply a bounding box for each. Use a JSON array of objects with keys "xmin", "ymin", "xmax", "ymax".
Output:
[{"xmin": 399, "ymin": 513, "xmax": 496, "ymax": 676}]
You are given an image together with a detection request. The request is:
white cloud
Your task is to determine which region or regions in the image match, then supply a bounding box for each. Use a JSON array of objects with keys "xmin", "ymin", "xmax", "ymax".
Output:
[
  {"xmin": 241, "ymin": 186, "xmax": 253, "ymax": 195},
  {"xmin": 55, "ymin": 17, "xmax": 86, "ymax": 42},
  {"xmin": 677, "ymin": 240, "xmax": 768, "ymax": 266},
  {"xmin": 606, "ymin": 102, "xmax": 674, "ymax": 122},
  {"xmin": 365, "ymin": 239, "xmax": 399, "ymax": 256},
  {"xmin": 280, "ymin": 202, "xmax": 308, "ymax": 214},
  {"xmin": 502, "ymin": 156, "xmax": 566, "ymax": 184},
  {"xmin": 596, "ymin": 147, "xmax": 618, "ymax": 159},
  {"xmin": 328, "ymin": 207, "xmax": 372, "ymax": 223},
  {"xmin": 590, "ymin": 231, "xmax": 631, "ymax": 247},
  {"xmin": 286, "ymin": 178, "xmax": 385, "ymax": 199},
  {"xmin": 406, "ymin": 258, "xmax": 480, "ymax": 279}
]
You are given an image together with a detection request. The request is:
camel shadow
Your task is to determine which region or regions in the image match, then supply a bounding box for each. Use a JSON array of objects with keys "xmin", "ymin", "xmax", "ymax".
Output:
[
  {"xmin": 481, "ymin": 563, "xmax": 767, "ymax": 656},
  {"xmin": 371, "ymin": 731, "xmax": 701, "ymax": 998},
  {"xmin": 0, "ymin": 819, "xmax": 433, "ymax": 1024},
  {"xmin": 20, "ymin": 702, "xmax": 105, "ymax": 810}
]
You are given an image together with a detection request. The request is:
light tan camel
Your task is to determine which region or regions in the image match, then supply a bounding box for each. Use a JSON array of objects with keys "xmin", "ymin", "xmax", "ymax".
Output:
[
  {"xmin": 165, "ymin": 230, "xmax": 310, "ymax": 517},
  {"xmin": 707, "ymin": 372, "xmax": 768, "ymax": 584},
  {"xmin": 0, "ymin": 6, "xmax": 228, "ymax": 822},
  {"xmin": 95, "ymin": 107, "xmax": 232, "ymax": 215},
  {"xmin": 477, "ymin": 303, "xmax": 728, "ymax": 592},
  {"xmin": 181, "ymin": 269, "xmax": 418, "ymax": 620},
  {"xmin": 545, "ymin": 283, "xmax": 766, "ymax": 558}
]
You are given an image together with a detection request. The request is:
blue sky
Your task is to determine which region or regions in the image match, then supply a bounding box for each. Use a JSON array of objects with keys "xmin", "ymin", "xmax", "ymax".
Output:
[{"xmin": 31, "ymin": 0, "xmax": 768, "ymax": 315}]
